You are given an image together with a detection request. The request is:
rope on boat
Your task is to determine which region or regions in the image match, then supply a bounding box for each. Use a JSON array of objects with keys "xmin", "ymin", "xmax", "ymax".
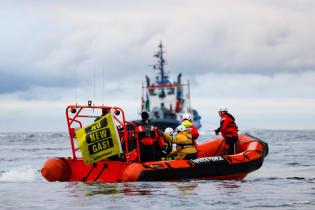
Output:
[
  {"xmin": 213, "ymin": 139, "xmax": 225, "ymax": 156},
  {"xmin": 93, "ymin": 163, "xmax": 108, "ymax": 182},
  {"xmin": 81, "ymin": 163, "xmax": 97, "ymax": 182}
]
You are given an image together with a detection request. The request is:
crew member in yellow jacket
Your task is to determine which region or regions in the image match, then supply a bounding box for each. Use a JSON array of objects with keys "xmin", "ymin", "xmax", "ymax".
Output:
[{"xmin": 162, "ymin": 125, "xmax": 197, "ymax": 160}]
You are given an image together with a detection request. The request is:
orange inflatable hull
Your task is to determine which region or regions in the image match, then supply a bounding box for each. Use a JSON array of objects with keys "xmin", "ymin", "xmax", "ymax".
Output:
[{"xmin": 41, "ymin": 134, "xmax": 268, "ymax": 182}]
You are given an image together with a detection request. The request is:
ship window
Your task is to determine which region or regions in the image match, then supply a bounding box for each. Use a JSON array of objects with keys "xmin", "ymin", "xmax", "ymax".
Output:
[
  {"xmin": 158, "ymin": 89, "xmax": 166, "ymax": 98},
  {"xmin": 149, "ymin": 89, "xmax": 157, "ymax": 96},
  {"xmin": 167, "ymin": 87, "xmax": 175, "ymax": 95}
]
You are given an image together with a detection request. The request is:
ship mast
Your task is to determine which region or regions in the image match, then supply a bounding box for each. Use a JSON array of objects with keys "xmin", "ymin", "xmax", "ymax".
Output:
[{"xmin": 153, "ymin": 41, "xmax": 169, "ymax": 85}]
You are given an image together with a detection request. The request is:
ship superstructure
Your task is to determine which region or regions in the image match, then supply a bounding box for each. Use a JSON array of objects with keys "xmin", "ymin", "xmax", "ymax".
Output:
[{"xmin": 141, "ymin": 42, "xmax": 201, "ymax": 130}]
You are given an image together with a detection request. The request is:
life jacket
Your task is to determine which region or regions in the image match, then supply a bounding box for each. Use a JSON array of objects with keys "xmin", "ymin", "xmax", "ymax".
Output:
[
  {"xmin": 135, "ymin": 123, "xmax": 166, "ymax": 162},
  {"xmin": 218, "ymin": 113, "xmax": 238, "ymax": 138},
  {"xmin": 136, "ymin": 124, "xmax": 158, "ymax": 145}
]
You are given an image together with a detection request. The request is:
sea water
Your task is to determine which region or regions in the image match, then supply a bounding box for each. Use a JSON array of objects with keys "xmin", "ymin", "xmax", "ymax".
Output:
[{"xmin": 0, "ymin": 130, "xmax": 314, "ymax": 210}]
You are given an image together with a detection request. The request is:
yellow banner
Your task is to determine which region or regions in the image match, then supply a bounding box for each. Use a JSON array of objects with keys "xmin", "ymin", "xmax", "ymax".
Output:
[{"xmin": 76, "ymin": 112, "xmax": 122, "ymax": 165}]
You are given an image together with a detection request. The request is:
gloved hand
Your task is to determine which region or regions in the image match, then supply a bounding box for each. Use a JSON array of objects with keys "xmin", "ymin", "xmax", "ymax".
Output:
[
  {"xmin": 215, "ymin": 129, "xmax": 219, "ymax": 135},
  {"xmin": 157, "ymin": 129, "xmax": 164, "ymax": 136},
  {"xmin": 161, "ymin": 144, "xmax": 168, "ymax": 155}
]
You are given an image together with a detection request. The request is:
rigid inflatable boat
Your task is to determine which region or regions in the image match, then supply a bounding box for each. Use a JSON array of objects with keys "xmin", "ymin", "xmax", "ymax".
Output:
[{"xmin": 41, "ymin": 105, "xmax": 268, "ymax": 182}]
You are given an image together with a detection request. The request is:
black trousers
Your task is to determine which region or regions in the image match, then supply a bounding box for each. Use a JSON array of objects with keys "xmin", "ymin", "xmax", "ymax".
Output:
[
  {"xmin": 140, "ymin": 144, "xmax": 160, "ymax": 162},
  {"xmin": 225, "ymin": 136, "xmax": 239, "ymax": 155}
]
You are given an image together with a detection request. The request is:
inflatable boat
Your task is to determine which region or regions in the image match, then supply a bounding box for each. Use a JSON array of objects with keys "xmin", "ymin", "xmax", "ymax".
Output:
[{"xmin": 41, "ymin": 105, "xmax": 268, "ymax": 182}]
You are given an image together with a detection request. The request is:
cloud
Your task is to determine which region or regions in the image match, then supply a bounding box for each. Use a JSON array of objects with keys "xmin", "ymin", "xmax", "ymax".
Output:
[
  {"xmin": 0, "ymin": 70, "xmax": 75, "ymax": 95},
  {"xmin": 192, "ymin": 71, "xmax": 315, "ymax": 98},
  {"xmin": 1, "ymin": 0, "xmax": 315, "ymax": 130},
  {"xmin": 1, "ymin": 1, "xmax": 315, "ymax": 85}
]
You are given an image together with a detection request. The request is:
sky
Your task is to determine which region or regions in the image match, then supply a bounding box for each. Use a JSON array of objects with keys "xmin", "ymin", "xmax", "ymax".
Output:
[{"xmin": 0, "ymin": 0, "xmax": 314, "ymax": 132}]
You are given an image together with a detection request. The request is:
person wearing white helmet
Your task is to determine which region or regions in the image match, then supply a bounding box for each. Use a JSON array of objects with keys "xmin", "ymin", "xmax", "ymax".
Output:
[
  {"xmin": 218, "ymin": 107, "xmax": 228, "ymax": 112},
  {"xmin": 165, "ymin": 127, "xmax": 174, "ymax": 136},
  {"xmin": 176, "ymin": 124, "xmax": 186, "ymax": 132},
  {"xmin": 215, "ymin": 107, "xmax": 239, "ymax": 155},
  {"xmin": 182, "ymin": 113, "xmax": 192, "ymax": 121},
  {"xmin": 161, "ymin": 126, "xmax": 179, "ymax": 145},
  {"xmin": 155, "ymin": 127, "xmax": 175, "ymax": 158},
  {"xmin": 181, "ymin": 113, "xmax": 199, "ymax": 141},
  {"xmin": 161, "ymin": 124, "xmax": 197, "ymax": 160}
]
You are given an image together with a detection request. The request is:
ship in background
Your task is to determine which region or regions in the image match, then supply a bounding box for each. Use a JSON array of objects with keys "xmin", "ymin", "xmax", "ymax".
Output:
[{"xmin": 139, "ymin": 42, "xmax": 201, "ymax": 130}]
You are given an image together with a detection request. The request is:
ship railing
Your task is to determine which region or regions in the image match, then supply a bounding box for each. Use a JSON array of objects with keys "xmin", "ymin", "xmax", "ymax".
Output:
[{"xmin": 65, "ymin": 104, "xmax": 135, "ymax": 162}]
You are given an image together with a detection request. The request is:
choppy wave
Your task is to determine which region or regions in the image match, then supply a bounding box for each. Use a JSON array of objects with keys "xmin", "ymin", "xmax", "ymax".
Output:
[
  {"xmin": 248, "ymin": 200, "xmax": 313, "ymax": 208},
  {"xmin": 244, "ymin": 176, "xmax": 315, "ymax": 182},
  {"xmin": 0, "ymin": 166, "xmax": 39, "ymax": 182}
]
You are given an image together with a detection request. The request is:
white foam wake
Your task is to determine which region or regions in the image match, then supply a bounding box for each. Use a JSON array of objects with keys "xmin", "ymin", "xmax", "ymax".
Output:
[{"xmin": 0, "ymin": 166, "xmax": 38, "ymax": 182}]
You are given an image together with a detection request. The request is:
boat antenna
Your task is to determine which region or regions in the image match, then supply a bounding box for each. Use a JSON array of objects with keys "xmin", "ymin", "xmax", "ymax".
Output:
[
  {"xmin": 74, "ymin": 60, "xmax": 78, "ymax": 106},
  {"xmin": 102, "ymin": 66, "xmax": 105, "ymax": 105},
  {"xmin": 141, "ymin": 81, "xmax": 144, "ymax": 112},
  {"xmin": 188, "ymin": 79, "xmax": 192, "ymax": 113},
  {"xmin": 93, "ymin": 67, "xmax": 96, "ymax": 106}
]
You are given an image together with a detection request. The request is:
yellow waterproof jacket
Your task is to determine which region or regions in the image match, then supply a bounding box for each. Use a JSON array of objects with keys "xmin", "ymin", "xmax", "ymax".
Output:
[
  {"xmin": 162, "ymin": 132, "xmax": 173, "ymax": 143},
  {"xmin": 172, "ymin": 131, "xmax": 197, "ymax": 160}
]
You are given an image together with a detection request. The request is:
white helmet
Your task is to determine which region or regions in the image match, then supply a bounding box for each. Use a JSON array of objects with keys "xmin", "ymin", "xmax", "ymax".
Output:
[
  {"xmin": 218, "ymin": 106, "xmax": 228, "ymax": 112},
  {"xmin": 165, "ymin": 127, "xmax": 174, "ymax": 136},
  {"xmin": 176, "ymin": 125, "xmax": 187, "ymax": 132},
  {"xmin": 182, "ymin": 113, "xmax": 192, "ymax": 121}
]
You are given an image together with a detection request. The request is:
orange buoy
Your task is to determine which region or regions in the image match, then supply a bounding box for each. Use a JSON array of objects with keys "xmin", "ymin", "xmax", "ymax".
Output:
[
  {"xmin": 120, "ymin": 163, "xmax": 144, "ymax": 182},
  {"xmin": 41, "ymin": 158, "xmax": 70, "ymax": 182}
]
